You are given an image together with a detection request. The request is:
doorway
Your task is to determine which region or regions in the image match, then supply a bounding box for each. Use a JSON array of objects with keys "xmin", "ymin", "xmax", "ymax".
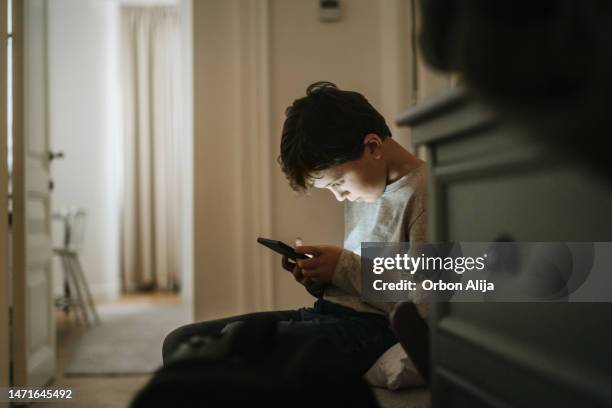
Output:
[
  {"xmin": 44, "ymin": 0, "xmax": 194, "ymax": 387},
  {"xmin": 5, "ymin": 0, "xmax": 194, "ymax": 401}
]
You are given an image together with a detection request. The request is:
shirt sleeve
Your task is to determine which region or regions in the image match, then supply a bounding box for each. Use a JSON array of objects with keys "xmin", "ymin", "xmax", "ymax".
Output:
[
  {"xmin": 330, "ymin": 208, "xmax": 430, "ymax": 317},
  {"xmin": 330, "ymin": 249, "xmax": 395, "ymax": 313},
  {"xmin": 406, "ymin": 209, "xmax": 431, "ymax": 320},
  {"xmin": 330, "ymin": 209, "xmax": 428, "ymax": 296},
  {"xmin": 331, "ymin": 248, "xmax": 362, "ymax": 297}
]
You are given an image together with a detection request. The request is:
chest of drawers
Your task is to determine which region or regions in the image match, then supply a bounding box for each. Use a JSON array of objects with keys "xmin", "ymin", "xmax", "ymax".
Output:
[{"xmin": 398, "ymin": 89, "xmax": 612, "ymax": 407}]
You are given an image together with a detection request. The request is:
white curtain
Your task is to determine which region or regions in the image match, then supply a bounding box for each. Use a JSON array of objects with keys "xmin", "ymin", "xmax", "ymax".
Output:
[{"xmin": 120, "ymin": 7, "xmax": 182, "ymax": 292}]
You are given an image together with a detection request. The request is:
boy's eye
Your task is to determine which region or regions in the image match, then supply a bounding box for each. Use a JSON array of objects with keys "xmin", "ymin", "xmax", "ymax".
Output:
[{"xmin": 331, "ymin": 180, "xmax": 344, "ymax": 187}]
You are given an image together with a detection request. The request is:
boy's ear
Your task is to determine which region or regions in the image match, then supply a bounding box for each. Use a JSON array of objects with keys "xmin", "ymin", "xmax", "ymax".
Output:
[{"xmin": 363, "ymin": 133, "xmax": 383, "ymax": 159}]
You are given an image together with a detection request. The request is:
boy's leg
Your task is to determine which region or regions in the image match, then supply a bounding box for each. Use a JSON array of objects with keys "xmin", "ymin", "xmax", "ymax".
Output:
[
  {"xmin": 276, "ymin": 305, "xmax": 397, "ymax": 375},
  {"xmin": 162, "ymin": 308, "xmax": 306, "ymax": 365},
  {"xmin": 163, "ymin": 300, "xmax": 397, "ymax": 375}
]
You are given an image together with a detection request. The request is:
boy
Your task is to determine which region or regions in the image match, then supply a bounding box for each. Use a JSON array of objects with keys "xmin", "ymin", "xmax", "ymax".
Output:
[{"xmin": 162, "ymin": 81, "xmax": 428, "ymax": 376}]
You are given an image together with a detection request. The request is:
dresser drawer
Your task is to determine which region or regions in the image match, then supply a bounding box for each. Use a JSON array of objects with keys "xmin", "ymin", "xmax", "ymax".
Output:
[{"xmin": 442, "ymin": 157, "xmax": 612, "ymax": 242}]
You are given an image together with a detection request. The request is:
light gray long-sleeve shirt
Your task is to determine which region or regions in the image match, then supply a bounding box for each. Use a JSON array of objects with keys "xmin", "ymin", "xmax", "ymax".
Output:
[{"xmin": 322, "ymin": 162, "xmax": 429, "ymax": 319}]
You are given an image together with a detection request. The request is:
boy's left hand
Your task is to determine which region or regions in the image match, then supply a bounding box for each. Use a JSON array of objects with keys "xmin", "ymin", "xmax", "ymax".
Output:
[{"xmin": 294, "ymin": 245, "xmax": 343, "ymax": 283}]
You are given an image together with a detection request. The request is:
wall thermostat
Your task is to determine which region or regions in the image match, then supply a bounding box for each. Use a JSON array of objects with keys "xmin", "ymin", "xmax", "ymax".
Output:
[{"xmin": 319, "ymin": 0, "xmax": 341, "ymax": 22}]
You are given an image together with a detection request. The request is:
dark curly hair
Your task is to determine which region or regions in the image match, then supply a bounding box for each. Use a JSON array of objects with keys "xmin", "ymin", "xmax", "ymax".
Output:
[{"xmin": 278, "ymin": 81, "xmax": 392, "ymax": 193}]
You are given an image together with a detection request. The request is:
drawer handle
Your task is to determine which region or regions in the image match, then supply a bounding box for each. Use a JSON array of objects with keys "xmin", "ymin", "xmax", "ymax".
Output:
[
  {"xmin": 487, "ymin": 234, "xmax": 519, "ymax": 275},
  {"xmin": 493, "ymin": 233, "xmax": 515, "ymax": 242}
]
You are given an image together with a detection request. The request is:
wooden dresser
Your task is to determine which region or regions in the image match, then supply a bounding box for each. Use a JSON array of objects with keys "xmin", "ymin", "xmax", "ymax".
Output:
[{"xmin": 397, "ymin": 89, "xmax": 612, "ymax": 407}]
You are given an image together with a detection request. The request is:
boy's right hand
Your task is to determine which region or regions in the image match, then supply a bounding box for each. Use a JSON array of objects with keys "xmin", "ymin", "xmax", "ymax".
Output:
[
  {"xmin": 282, "ymin": 255, "xmax": 312, "ymax": 286},
  {"xmin": 281, "ymin": 238, "xmax": 326, "ymax": 298},
  {"xmin": 281, "ymin": 238, "xmax": 313, "ymax": 286}
]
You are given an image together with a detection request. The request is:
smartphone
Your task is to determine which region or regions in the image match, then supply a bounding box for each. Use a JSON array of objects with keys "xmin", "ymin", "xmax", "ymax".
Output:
[{"xmin": 257, "ymin": 237, "xmax": 310, "ymax": 260}]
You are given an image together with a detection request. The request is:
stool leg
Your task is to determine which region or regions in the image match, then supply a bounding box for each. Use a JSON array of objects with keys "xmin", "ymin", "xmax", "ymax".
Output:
[
  {"xmin": 60, "ymin": 254, "xmax": 86, "ymax": 326},
  {"xmin": 65, "ymin": 253, "xmax": 91, "ymax": 327},
  {"xmin": 69, "ymin": 254, "xmax": 101, "ymax": 325},
  {"xmin": 58, "ymin": 255, "xmax": 73, "ymax": 320},
  {"xmin": 62, "ymin": 268, "xmax": 71, "ymax": 315}
]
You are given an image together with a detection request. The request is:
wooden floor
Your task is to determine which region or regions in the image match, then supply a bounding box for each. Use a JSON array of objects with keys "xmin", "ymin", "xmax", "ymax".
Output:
[{"xmin": 38, "ymin": 292, "xmax": 182, "ymax": 408}]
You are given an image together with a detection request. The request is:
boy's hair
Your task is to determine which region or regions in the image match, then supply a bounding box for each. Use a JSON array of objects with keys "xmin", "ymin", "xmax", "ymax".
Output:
[{"xmin": 278, "ymin": 81, "xmax": 392, "ymax": 193}]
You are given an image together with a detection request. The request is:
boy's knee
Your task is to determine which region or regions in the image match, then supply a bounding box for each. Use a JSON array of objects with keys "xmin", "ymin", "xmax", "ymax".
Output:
[
  {"xmin": 162, "ymin": 325, "xmax": 190, "ymax": 365},
  {"xmin": 162, "ymin": 320, "xmax": 232, "ymax": 365}
]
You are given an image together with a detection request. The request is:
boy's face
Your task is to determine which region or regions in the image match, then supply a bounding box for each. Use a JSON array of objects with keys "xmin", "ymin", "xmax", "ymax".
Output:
[{"xmin": 310, "ymin": 134, "xmax": 386, "ymax": 203}]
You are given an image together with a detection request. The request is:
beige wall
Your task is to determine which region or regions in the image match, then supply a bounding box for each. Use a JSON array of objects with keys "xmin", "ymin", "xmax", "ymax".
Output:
[
  {"xmin": 193, "ymin": 1, "xmax": 241, "ymax": 319},
  {"xmin": 192, "ymin": 0, "xmax": 446, "ymax": 320},
  {"xmin": 412, "ymin": 0, "xmax": 454, "ymax": 101},
  {"xmin": 270, "ymin": 0, "xmax": 385, "ymax": 308}
]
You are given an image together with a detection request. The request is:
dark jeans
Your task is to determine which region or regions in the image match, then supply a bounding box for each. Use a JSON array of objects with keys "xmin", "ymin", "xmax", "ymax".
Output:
[{"xmin": 162, "ymin": 298, "xmax": 397, "ymax": 375}]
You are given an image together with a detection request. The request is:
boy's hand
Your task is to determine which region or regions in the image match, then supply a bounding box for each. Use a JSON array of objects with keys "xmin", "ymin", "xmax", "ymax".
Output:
[
  {"xmin": 294, "ymin": 245, "xmax": 343, "ymax": 283},
  {"xmin": 280, "ymin": 237, "xmax": 314, "ymax": 286},
  {"xmin": 281, "ymin": 254, "xmax": 313, "ymax": 286}
]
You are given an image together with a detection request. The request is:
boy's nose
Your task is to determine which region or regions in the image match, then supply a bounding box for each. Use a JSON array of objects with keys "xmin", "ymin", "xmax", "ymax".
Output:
[{"xmin": 332, "ymin": 189, "xmax": 348, "ymax": 201}]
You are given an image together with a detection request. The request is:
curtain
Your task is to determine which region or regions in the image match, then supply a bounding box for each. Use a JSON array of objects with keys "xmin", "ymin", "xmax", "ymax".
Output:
[{"xmin": 120, "ymin": 7, "xmax": 182, "ymax": 292}]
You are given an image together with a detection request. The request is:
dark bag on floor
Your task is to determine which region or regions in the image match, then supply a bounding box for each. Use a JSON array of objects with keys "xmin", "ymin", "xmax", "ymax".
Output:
[{"xmin": 130, "ymin": 315, "xmax": 380, "ymax": 408}]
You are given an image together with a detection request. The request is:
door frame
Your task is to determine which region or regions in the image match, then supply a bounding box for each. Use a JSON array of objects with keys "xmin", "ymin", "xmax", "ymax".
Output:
[{"xmin": 0, "ymin": 0, "xmax": 10, "ymax": 392}]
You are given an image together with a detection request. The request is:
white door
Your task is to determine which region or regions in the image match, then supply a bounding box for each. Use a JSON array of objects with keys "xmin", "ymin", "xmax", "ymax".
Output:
[
  {"xmin": 0, "ymin": 0, "xmax": 10, "ymax": 391},
  {"xmin": 11, "ymin": 0, "xmax": 55, "ymax": 386}
]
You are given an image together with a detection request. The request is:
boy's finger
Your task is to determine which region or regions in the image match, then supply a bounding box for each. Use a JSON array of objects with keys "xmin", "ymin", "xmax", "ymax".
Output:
[
  {"xmin": 282, "ymin": 255, "xmax": 296, "ymax": 272},
  {"xmin": 294, "ymin": 245, "xmax": 321, "ymax": 256},
  {"xmin": 296, "ymin": 256, "xmax": 320, "ymax": 270},
  {"xmin": 292, "ymin": 266, "xmax": 304, "ymax": 282},
  {"xmin": 302, "ymin": 269, "xmax": 321, "ymax": 279},
  {"xmin": 307, "ymin": 276, "xmax": 321, "ymax": 283}
]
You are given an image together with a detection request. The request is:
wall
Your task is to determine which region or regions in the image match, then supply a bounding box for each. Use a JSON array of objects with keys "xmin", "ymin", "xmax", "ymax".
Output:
[
  {"xmin": 412, "ymin": 0, "xmax": 454, "ymax": 102},
  {"xmin": 192, "ymin": 0, "xmax": 418, "ymax": 319},
  {"xmin": 47, "ymin": 0, "xmax": 122, "ymax": 301},
  {"xmin": 193, "ymin": 1, "xmax": 241, "ymax": 319},
  {"xmin": 270, "ymin": 0, "xmax": 385, "ymax": 308}
]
